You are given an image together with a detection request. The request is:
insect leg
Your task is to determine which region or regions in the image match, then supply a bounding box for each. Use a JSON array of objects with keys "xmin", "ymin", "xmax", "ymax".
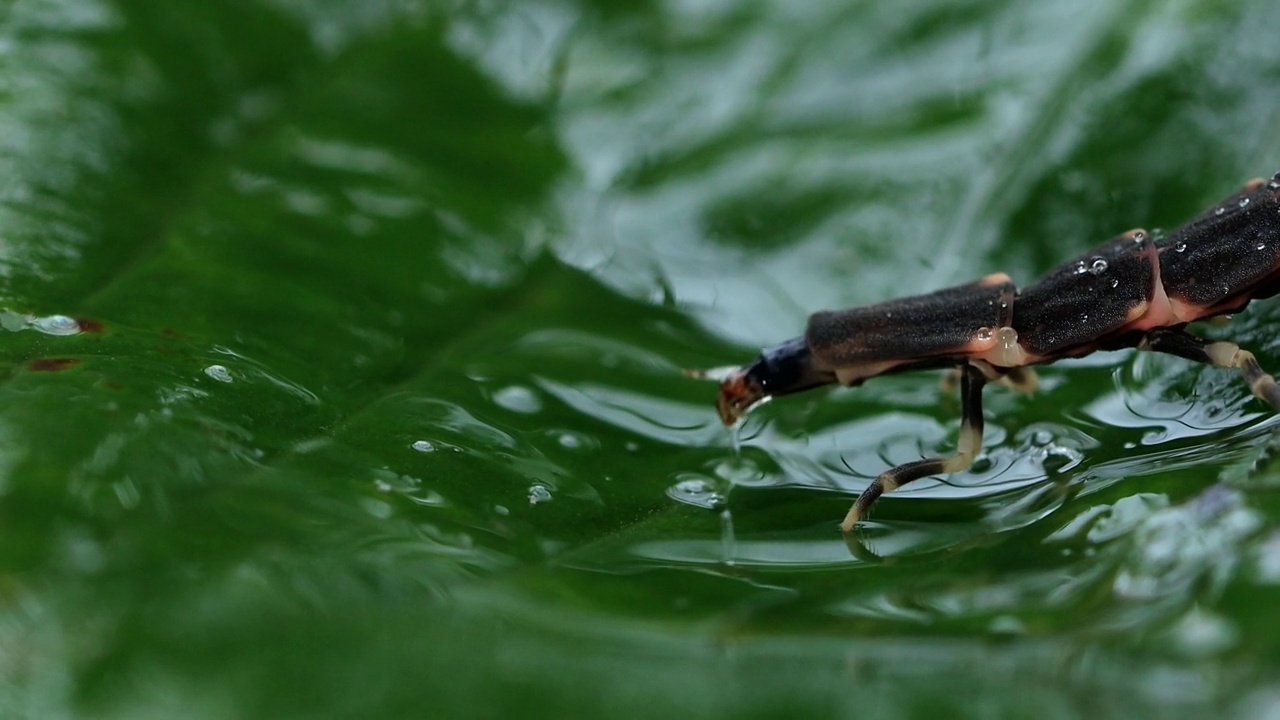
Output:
[
  {"xmin": 942, "ymin": 365, "xmax": 1035, "ymax": 394},
  {"xmin": 999, "ymin": 366, "xmax": 1038, "ymax": 394},
  {"xmin": 1139, "ymin": 329, "xmax": 1280, "ymax": 411},
  {"xmin": 841, "ymin": 362, "xmax": 989, "ymax": 532}
]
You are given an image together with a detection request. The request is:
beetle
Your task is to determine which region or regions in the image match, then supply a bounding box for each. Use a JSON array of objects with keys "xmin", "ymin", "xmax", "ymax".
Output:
[{"xmin": 711, "ymin": 172, "xmax": 1280, "ymax": 532}]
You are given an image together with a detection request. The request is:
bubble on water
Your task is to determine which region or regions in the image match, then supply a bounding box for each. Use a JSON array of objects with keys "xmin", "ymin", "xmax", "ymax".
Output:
[
  {"xmin": 666, "ymin": 475, "xmax": 725, "ymax": 509},
  {"xmin": 1088, "ymin": 257, "xmax": 1108, "ymax": 274},
  {"xmin": 411, "ymin": 440, "xmax": 435, "ymax": 453},
  {"xmin": 32, "ymin": 315, "xmax": 80, "ymax": 336},
  {"xmin": 493, "ymin": 385, "xmax": 542, "ymax": 414},
  {"xmin": 1032, "ymin": 430, "xmax": 1054, "ymax": 446},
  {"xmin": 528, "ymin": 484, "xmax": 553, "ymax": 505},
  {"xmin": 203, "ymin": 365, "xmax": 233, "ymax": 383}
]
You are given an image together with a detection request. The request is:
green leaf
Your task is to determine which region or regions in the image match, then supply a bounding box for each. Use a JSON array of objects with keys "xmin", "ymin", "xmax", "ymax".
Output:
[{"xmin": 2, "ymin": 1, "xmax": 1280, "ymax": 718}]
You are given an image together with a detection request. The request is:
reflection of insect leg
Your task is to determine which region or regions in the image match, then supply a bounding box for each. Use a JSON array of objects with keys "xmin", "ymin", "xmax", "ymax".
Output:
[
  {"xmin": 842, "ymin": 362, "xmax": 989, "ymax": 532},
  {"xmin": 1139, "ymin": 328, "xmax": 1280, "ymax": 411}
]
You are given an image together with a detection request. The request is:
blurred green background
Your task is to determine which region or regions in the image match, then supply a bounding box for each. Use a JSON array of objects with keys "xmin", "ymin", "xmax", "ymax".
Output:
[{"xmin": 2, "ymin": 0, "xmax": 1280, "ymax": 717}]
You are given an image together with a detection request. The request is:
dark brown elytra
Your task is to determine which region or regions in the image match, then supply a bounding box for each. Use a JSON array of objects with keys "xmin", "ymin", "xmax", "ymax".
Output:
[{"xmin": 712, "ymin": 172, "xmax": 1280, "ymax": 532}]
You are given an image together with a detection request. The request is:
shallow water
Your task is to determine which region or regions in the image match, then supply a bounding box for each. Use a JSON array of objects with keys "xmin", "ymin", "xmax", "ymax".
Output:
[{"xmin": 2, "ymin": 0, "xmax": 1280, "ymax": 717}]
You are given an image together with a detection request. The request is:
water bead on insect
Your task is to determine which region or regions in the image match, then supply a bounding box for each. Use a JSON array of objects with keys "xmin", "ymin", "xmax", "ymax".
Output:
[
  {"xmin": 1088, "ymin": 257, "xmax": 1108, "ymax": 274},
  {"xmin": 1174, "ymin": 241, "xmax": 1187, "ymax": 253}
]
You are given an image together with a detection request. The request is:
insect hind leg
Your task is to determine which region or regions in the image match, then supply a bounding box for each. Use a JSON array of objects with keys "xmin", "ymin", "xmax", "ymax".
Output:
[
  {"xmin": 842, "ymin": 363, "xmax": 988, "ymax": 532},
  {"xmin": 1139, "ymin": 329, "xmax": 1280, "ymax": 411}
]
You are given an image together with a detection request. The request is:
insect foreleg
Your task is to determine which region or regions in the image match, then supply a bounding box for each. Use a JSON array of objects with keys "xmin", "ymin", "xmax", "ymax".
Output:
[
  {"xmin": 1138, "ymin": 329, "xmax": 1280, "ymax": 411},
  {"xmin": 841, "ymin": 362, "xmax": 989, "ymax": 532},
  {"xmin": 999, "ymin": 366, "xmax": 1038, "ymax": 394}
]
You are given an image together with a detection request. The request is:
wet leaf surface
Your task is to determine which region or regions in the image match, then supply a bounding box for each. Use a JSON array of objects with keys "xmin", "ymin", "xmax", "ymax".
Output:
[{"xmin": 2, "ymin": 1, "xmax": 1280, "ymax": 717}]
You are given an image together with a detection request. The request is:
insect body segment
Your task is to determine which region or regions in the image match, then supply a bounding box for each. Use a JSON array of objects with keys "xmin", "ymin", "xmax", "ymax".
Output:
[{"xmin": 712, "ymin": 173, "xmax": 1280, "ymax": 531}]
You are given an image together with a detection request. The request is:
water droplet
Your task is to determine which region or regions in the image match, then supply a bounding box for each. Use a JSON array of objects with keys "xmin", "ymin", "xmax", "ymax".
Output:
[
  {"xmin": 1239, "ymin": 197, "xmax": 1251, "ymax": 208},
  {"xmin": 1089, "ymin": 257, "xmax": 1108, "ymax": 274},
  {"xmin": 528, "ymin": 484, "xmax": 553, "ymax": 505},
  {"xmin": 624, "ymin": 441, "xmax": 640, "ymax": 452},
  {"xmin": 1110, "ymin": 279, "xmax": 1119, "ymax": 288},
  {"xmin": 1032, "ymin": 430, "xmax": 1053, "ymax": 446},
  {"xmin": 494, "ymin": 505, "xmax": 510, "ymax": 516},
  {"xmin": 1258, "ymin": 242, "xmax": 1268, "ymax": 251},
  {"xmin": 558, "ymin": 432, "xmax": 583, "ymax": 449},
  {"xmin": 1215, "ymin": 207, "xmax": 1226, "ymax": 216},
  {"xmin": 1073, "ymin": 261, "xmax": 1089, "ymax": 275},
  {"xmin": 1174, "ymin": 241, "xmax": 1187, "ymax": 253},
  {"xmin": 32, "ymin": 315, "xmax": 80, "ymax": 336},
  {"xmin": 411, "ymin": 440, "xmax": 435, "ymax": 453},
  {"xmin": 998, "ymin": 327, "xmax": 1018, "ymax": 349},
  {"xmin": 976, "ymin": 327, "xmax": 994, "ymax": 341},
  {"xmin": 492, "ymin": 385, "xmax": 542, "ymax": 414},
  {"xmin": 1132, "ymin": 231, "xmax": 1146, "ymax": 242},
  {"xmin": 720, "ymin": 508, "xmax": 736, "ymax": 566},
  {"xmin": 1079, "ymin": 313, "xmax": 1089, "ymax": 323},
  {"xmin": 203, "ymin": 365, "xmax": 233, "ymax": 383}
]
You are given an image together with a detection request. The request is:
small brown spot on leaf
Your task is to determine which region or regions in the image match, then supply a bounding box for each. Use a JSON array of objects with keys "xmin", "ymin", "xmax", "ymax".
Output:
[
  {"xmin": 28, "ymin": 358, "xmax": 80, "ymax": 372},
  {"xmin": 76, "ymin": 318, "xmax": 105, "ymax": 333}
]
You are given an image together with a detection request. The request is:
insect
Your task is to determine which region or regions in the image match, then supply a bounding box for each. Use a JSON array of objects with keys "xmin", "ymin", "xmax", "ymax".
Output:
[{"xmin": 712, "ymin": 172, "xmax": 1280, "ymax": 532}]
